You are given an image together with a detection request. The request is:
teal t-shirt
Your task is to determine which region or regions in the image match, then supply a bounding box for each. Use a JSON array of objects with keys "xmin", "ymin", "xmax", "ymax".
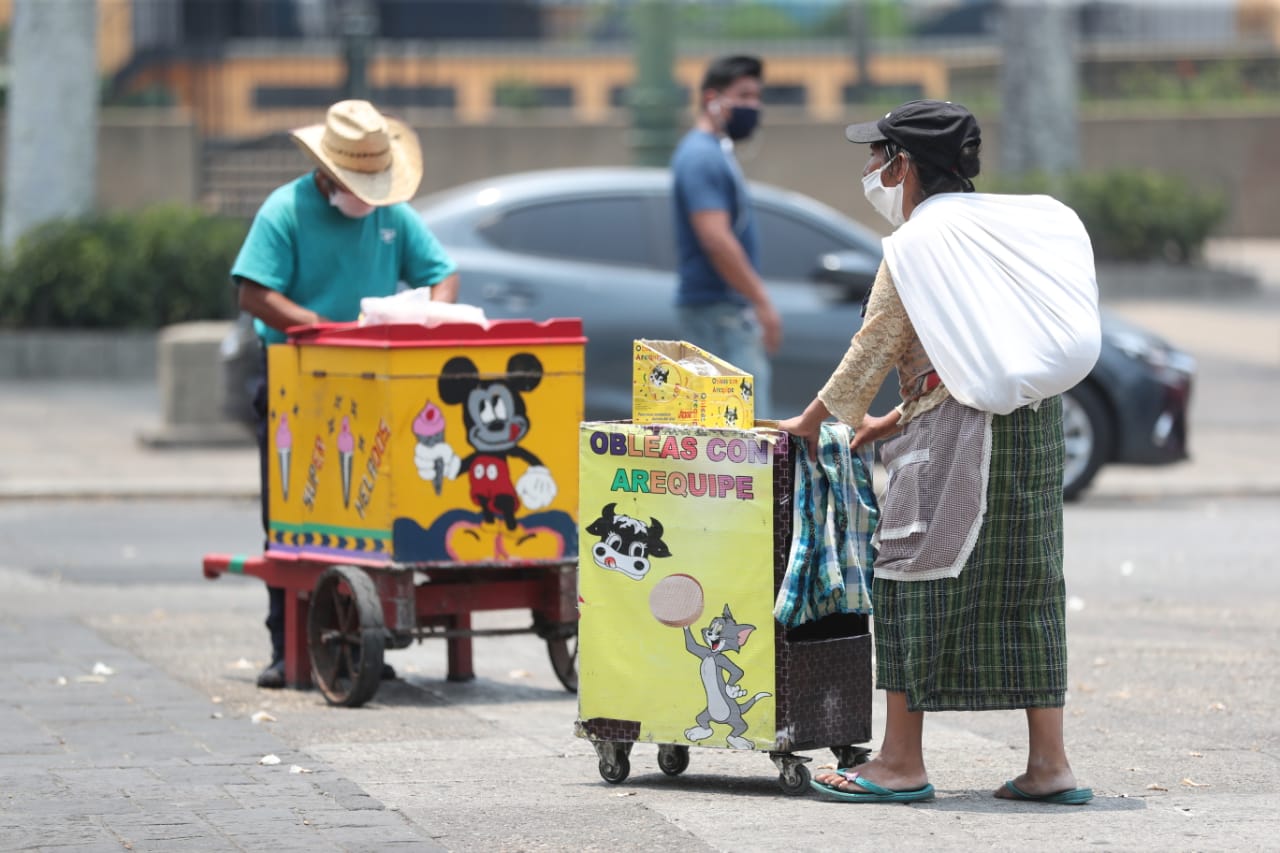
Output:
[{"xmin": 231, "ymin": 173, "xmax": 457, "ymax": 344}]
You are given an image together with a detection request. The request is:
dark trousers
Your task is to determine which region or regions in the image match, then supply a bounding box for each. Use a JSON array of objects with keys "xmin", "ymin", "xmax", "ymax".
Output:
[{"xmin": 250, "ymin": 347, "xmax": 285, "ymax": 663}]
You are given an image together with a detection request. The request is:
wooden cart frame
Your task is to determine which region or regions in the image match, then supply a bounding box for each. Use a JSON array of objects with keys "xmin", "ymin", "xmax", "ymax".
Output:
[{"xmin": 203, "ymin": 552, "xmax": 577, "ymax": 706}]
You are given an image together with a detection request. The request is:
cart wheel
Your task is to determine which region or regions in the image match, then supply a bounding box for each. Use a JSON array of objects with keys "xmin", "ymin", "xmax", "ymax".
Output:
[
  {"xmin": 779, "ymin": 763, "xmax": 812, "ymax": 796},
  {"xmin": 308, "ymin": 565, "xmax": 385, "ymax": 708},
  {"xmin": 547, "ymin": 630, "xmax": 578, "ymax": 693},
  {"xmin": 831, "ymin": 745, "xmax": 872, "ymax": 768},
  {"xmin": 598, "ymin": 746, "xmax": 631, "ymax": 785},
  {"xmin": 656, "ymin": 744, "xmax": 690, "ymax": 777}
]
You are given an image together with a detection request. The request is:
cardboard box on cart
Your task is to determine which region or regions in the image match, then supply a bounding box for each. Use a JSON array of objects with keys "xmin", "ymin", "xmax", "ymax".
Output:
[
  {"xmin": 632, "ymin": 340, "xmax": 754, "ymax": 429},
  {"xmin": 266, "ymin": 319, "xmax": 584, "ymax": 567},
  {"xmin": 574, "ymin": 419, "xmax": 871, "ymax": 779}
]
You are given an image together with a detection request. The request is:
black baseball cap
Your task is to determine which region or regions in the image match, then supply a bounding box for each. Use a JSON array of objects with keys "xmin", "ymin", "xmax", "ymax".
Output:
[{"xmin": 845, "ymin": 99, "xmax": 981, "ymax": 174}]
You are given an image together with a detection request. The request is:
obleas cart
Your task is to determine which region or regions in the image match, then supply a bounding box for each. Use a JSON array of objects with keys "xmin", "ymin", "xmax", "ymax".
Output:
[{"xmin": 574, "ymin": 421, "xmax": 873, "ymax": 794}]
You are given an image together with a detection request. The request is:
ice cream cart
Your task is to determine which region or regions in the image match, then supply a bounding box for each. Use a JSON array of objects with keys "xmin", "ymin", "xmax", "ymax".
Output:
[
  {"xmin": 574, "ymin": 421, "xmax": 874, "ymax": 794},
  {"xmin": 202, "ymin": 318, "xmax": 584, "ymax": 706}
]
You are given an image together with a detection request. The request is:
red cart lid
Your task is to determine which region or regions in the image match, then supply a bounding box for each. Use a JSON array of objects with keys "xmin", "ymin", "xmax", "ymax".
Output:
[{"xmin": 285, "ymin": 318, "xmax": 585, "ymax": 348}]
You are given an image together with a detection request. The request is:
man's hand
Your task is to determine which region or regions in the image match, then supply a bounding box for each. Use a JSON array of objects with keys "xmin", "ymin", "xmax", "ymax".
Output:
[
  {"xmin": 237, "ymin": 279, "xmax": 327, "ymax": 332},
  {"xmin": 755, "ymin": 301, "xmax": 782, "ymax": 354},
  {"xmin": 430, "ymin": 273, "xmax": 460, "ymax": 304}
]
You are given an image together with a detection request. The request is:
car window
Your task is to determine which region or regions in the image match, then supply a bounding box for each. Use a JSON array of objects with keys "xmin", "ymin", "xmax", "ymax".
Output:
[
  {"xmin": 754, "ymin": 205, "xmax": 855, "ymax": 281},
  {"xmin": 478, "ymin": 196, "xmax": 655, "ymax": 267}
]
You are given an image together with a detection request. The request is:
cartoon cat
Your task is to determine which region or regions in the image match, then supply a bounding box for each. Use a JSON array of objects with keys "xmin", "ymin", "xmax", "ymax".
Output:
[{"xmin": 682, "ymin": 604, "xmax": 771, "ymax": 750}]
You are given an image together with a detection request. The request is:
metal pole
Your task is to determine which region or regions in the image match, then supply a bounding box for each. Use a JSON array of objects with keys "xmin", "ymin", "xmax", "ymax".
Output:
[
  {"xmin": 1000, "ymin": 1, "xmax": 1080, "ymax": 177},
  {"xmin": 847, "ymin": 0, "xmax": 873, "ymax": 103},
  {"xmin": 2, "ymin": 0, "xmax": 99, "ymax": 250},
  {"xmin": 629, "ymin": 0, "xmax": 681, "ymax": 167},
  {"xmin": 340, "ymin": 0, "xmax": 377, "ymax": 102}
]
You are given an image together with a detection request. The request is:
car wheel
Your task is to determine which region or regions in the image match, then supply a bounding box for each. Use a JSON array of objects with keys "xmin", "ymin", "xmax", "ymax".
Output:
[{"xmin": 1061, "ymin": 382, "xmax": 1113, "ymax": 502}]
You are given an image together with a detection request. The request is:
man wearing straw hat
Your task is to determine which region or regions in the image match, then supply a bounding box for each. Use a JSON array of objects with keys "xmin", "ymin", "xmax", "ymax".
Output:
[{"xmin": 233, "ymin": 100, "xmax": 458, "ymax": 689}]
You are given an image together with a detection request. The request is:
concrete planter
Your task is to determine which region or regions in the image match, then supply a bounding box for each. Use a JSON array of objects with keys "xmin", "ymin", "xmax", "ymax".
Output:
[{"xmin": 1097, "ymin": 262, "xmax": 1258, "ymax": 301}]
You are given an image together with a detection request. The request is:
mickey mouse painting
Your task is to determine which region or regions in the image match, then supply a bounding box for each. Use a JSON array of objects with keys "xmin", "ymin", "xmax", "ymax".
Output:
[{"xmin": 414, "ymin": 353, "xmax": 557, "ymax": 529}]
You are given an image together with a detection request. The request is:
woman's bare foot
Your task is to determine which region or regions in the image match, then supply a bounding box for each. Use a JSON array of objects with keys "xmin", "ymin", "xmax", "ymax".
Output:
[
  {"xmin": 993, "ymin": 768, "xmax": 1079, "ymax": 800},
  {"xmin": 813, "ymin": 757, "xmax": 929, "ymax": 794}
]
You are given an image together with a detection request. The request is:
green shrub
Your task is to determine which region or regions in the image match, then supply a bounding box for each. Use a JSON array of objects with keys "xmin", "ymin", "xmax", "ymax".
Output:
[
  {"xmin": 986, "ymin": 170, "xmax": 1226, "ymax": 263},
  {"xmin": 0, "ymin": 207, "xmax": 248, "ymax": 329}
]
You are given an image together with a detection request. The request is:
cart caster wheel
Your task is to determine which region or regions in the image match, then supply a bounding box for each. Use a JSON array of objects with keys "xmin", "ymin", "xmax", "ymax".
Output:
[
  {"xmin": 308, "ymin": 565, "xmax": 385, "ymax": 708},
  {"xmin": 779, "ymin": 763, "xmax": 811, "ymax": 796},
  {"xmin": 547, "ymin": 630, "xmax": 578, "ymax": 693},
  {"xmin": 832, "ymin": 745, "xmax": 872, "ymax": 768},
  {"xmin": 657, "ymin": 744, "xmax": 690, "ymax": 777},
  {"xmin": 599, "ymin": 753, "xmax": 630, "ymax": 784}
]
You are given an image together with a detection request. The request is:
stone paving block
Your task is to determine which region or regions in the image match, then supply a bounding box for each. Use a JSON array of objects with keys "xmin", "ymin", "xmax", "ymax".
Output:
[
  {"xmin": 310, "ymin": 776, "xmax": 385, "ymax": 811},
  {"xmin": 51, "ymin": 766, "xmax": 158, "ymax": 793},
  {"xmin": 19, "ymin": 701, "xmax": 145, "ymax": 724},
  {"xmin": 28, "ymin": 843, "xmax": 128, "ymax": 853},
  {"xmin": 7, "ymin": 755, "xmax": 97, "ymax": 774},
  {"xmin": 99, "ymin": 813, "xmax": 210, "ymax": 843},
  {"xmin": 311, "ymin": 826, "xmax": 437, "ymax": 850},
  {"xmin": 15, "ymin": 793, "xmax": 140, "ymax": 818},
  {"xmin": 241, "ymin": 766, "xmax": 326, "ymax": 788},
  {"xmin": 123, "ymin": 781, "xmax": 243, "ymax": 809},
  {"xmin": 0, "ymin": 734, "xmax": 64, "ymax": 755},
  {"xmin": 0, "ymin": 771, "xmax": 65, "ymax": 799},
  {"xmin": 149, "ymin": 762, "xmax": 256, "ymax": 786},
  {"xmin": 199, "ymin": 806, "xmax": 309, "ymax": 831},
  {"xmin": 124, "ymin": 839, "xmax": 241, "ymax": 853},
  {"xmin": 224, "ymin": 776, "xmax": 326, "ymax": 800},
  {"xmin": 4, "ymin": 814, "xmax": 117, "ymax": 847}
]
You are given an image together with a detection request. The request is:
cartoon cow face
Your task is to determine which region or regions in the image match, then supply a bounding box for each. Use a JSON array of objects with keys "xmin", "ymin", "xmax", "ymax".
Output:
[
  {"xmin": 724, "ymin": 405, "xmax": 738, "ymax": 427},
  {"xmin": 585, "ymin": 502, "xmax": 671, "ymax": 580},
  {"xmin": 739, "ymin": 378, "xmax": 753, "ymax": 402},
  {"xmin": 648, "ymin": 365, "xmax": 670, "ymax": 389}
]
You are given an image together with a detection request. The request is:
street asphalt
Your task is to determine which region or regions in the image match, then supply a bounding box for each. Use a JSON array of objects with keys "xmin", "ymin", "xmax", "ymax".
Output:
[{"xmin": 0, "ymin": 247, "xmax": 1277, "ymax": 851}]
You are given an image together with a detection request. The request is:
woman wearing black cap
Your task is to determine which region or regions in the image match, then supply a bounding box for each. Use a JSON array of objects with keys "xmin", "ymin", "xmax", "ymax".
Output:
[{"xmin": 780, "ymin": 100, "xmax": 1100, "ymax": 805}]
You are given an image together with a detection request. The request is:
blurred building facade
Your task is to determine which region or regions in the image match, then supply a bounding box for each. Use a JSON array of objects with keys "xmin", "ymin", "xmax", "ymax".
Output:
[{"xmin": 2, "ymin": 0, "xmax": 1279, "ymax": 234}]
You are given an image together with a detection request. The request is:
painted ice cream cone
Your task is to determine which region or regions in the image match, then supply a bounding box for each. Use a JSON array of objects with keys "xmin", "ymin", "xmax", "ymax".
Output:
[
  {"xmin": 413, "ymin": 401, "xmax": 446, "ymax": 495},
  {"xmin": 276, "ymin": 415, "xmax": 293, "ymax": 501},
  {"xmin": 337, "ymin": 416, "xmax": 355, "ymax": 508}
]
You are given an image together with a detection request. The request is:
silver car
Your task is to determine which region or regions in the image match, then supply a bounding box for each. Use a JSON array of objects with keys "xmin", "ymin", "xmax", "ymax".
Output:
[{"xmin": 409, "ymin": 167, "xmax": 1194, "ymax": 500}]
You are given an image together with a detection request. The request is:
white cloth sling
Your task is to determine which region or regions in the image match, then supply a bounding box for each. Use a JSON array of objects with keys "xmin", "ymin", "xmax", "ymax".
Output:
[{"xmin": 882, "ymin": 193, "xmax": 1101, "ymax": 415}]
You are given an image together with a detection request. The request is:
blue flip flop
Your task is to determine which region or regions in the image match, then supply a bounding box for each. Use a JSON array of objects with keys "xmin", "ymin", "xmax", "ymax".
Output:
[
  {"xmin": 810, "ymin": 769, "xmax": 935, "ymax": 803},
  {"xmin": 1001, "ymin": 780, "xmax": 1093, "ymax": 805}
]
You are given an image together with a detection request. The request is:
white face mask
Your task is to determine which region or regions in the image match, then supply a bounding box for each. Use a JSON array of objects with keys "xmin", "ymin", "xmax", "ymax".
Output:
[
  {"xmin": 862, "ymin": 157, "xmax": 907, "ymax": 228},
  {"xmin": 330, "ymin": 189, "xmax": 376, "ymax": 219}
]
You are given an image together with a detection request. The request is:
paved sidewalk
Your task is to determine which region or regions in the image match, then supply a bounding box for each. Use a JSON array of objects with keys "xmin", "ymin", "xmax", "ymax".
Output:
[{"xmin": 0, "ymin": 604, "xmax": 441, "ymax": 851}]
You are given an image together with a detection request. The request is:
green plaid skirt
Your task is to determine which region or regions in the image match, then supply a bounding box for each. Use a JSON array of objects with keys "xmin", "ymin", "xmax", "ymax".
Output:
[{"xmin": 872, "ymin": 395, "xmax": 1067, "ymax": 712}]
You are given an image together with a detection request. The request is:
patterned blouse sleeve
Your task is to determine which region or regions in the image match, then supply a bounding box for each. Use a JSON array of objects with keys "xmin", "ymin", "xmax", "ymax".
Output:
[{"xmin": 817, "ymin": 261, "xmax": 913, "ymax": 425}]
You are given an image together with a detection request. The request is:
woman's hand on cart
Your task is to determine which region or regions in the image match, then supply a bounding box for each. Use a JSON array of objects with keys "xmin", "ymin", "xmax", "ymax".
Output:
[
  {"xmin": 852, "ymin": 411, "xmax": 902, "ymax": 450},
  {"xmin": 778, "ymin": 396, "xmax": 830, "ymax": 462}
]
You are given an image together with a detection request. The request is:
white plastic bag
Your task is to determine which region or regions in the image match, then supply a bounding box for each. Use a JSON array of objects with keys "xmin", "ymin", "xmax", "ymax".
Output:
[{"xmin": 359, "ymin": 289, "xmax": 488, "ymax": 327}]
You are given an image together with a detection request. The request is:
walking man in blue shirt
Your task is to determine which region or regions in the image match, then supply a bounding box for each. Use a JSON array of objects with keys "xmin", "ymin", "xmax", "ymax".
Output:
[
  {"xmin": 232, "ymin": 100, "xmax": 458, "ymax": 688},
  {"xmin": 671, "ymin": 55, "xmax": 778, "ymax": 417}
]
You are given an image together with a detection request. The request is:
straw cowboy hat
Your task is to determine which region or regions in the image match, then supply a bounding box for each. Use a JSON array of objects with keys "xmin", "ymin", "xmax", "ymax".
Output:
[{"xmin": 290, "ymin": 100, "xmax": 423, "ymax": 206}]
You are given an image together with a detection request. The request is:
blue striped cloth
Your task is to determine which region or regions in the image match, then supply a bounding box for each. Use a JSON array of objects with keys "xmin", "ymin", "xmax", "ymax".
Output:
[{"xmin": 774, "ymin": 423, "xmax": 879, "ymax": 627}]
